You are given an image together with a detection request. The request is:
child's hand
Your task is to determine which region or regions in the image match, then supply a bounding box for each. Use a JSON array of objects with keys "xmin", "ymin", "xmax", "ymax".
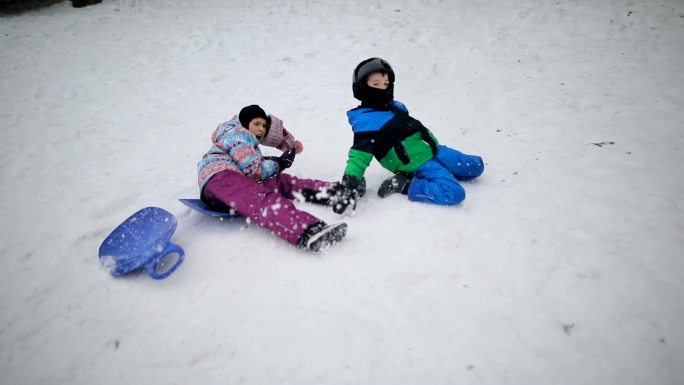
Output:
[
  {"xmin": 276, "ymin": 149, "xmax": 296, "ymax": 170},
  {"xmin": 330, "ymin": 175, "xmax": 365, "ymax": 214}
]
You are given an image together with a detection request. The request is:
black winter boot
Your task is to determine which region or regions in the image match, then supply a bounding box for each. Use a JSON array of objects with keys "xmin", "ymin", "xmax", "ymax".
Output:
[
  {"xmin": 377, "ymin": 173, "xmax": 411, "ymax": 197},
  {"xmin": 299, "ymin": 177, "xmax": 366, "ymax": 208},
  {"xmin": 299, "ymin": 187, "xmax": 335, "ymax": 206},
  {"xmin": 297, "ymin": 221, "xmax": 348, "ymax": 252}
]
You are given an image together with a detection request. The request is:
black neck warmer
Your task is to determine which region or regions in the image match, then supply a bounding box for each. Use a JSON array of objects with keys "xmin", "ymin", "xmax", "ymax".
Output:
[{"xmin": 359, "ymin": 84, "xmax": 394, "ymax": 110}]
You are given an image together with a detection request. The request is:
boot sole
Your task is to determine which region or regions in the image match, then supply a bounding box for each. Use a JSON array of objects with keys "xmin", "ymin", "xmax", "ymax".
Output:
[
  {"xmin": 377, "ymin": 174, "xmax": 411, "ymax": 198},
  {"xmin": 308, "ymin": 223, "xmax": 348, "ymax": 252}
]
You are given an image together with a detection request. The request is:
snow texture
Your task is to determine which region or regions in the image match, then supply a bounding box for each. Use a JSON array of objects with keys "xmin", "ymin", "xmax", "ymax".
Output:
[{"xmin": 1, "ymin": 0, "xmax": 683, "ymax": 384}]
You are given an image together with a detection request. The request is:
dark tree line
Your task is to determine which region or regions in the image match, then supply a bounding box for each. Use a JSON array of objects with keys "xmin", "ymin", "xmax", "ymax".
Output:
[{"xmin": 1, "ymin": 0, "xmax": 101, "ymax": 15}]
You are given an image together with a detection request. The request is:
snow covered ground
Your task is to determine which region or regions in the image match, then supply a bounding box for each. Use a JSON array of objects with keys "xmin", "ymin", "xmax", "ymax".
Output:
[{"xmin": 1, "ymin": 0, "xmax": 683, "ymax": 384}]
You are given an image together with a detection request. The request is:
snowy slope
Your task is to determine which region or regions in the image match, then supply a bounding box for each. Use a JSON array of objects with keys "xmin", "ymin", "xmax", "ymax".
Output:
[{"xmin": 1, "ymin": 0, "xmax": 683, "ymax": 384}]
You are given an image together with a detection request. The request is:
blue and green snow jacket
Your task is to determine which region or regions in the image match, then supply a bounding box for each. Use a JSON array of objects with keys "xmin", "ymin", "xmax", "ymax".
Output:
[{"xmin": 343, "ymin": 100, "xmax": 439, "ymax": 179}]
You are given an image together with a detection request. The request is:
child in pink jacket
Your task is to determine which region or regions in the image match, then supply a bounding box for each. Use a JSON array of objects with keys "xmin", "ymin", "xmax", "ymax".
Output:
[{"xmin": 197, "ymin": 105, "xmax": 346, "ymax": 251}]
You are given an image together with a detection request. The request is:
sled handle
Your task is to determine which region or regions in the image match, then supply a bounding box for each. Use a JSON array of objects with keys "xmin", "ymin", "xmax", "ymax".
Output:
[{"xmin": 144, "ymin": 242, "xmax": 185, "ymax": 280}]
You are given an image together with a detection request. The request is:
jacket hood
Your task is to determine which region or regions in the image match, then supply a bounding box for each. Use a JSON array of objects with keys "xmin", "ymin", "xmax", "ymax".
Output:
[{"xmin": 211, "ymin": 115, "xmax": 253, "ymax": 146}]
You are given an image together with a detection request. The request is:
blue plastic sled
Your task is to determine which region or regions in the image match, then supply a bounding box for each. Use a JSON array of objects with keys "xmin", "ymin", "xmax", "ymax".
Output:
[
  {"xmin": 179, "ymin": 198, "xmax": 240, "ymax": 218},
  {"xmin": 98, "ymin": 207, "xmax": 185, "ymax": 279}
]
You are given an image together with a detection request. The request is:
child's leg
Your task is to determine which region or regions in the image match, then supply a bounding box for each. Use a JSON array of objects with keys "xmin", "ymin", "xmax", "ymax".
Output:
[
  {"xmin": 434, "ymin": 145, "xmax": 484, "ymax": 181},
  {"xmin": 407, "ymin": 160, "xmax": 466, "ymax": 205},
  {"xmin": 261, "ymin": 172, "xmax": 331, "ymax": 200},
  {"xmin": 202, "ymin": 171, "xmax": 320, "ymax": 245}
]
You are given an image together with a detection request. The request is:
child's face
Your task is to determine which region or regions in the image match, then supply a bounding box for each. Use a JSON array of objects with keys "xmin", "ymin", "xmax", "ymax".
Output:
[
  {"xmin": 247, "ymin": 117, "xmax": 267, "ymax": 141},
  {"xmin": 367, "ymin": 72, "xmax": 390, "ymax": 90}
]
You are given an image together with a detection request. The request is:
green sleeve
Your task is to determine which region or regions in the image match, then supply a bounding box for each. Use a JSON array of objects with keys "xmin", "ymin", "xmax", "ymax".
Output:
[{"xmin": 343, "ymin": 148, "xmax": 373, "ymax": 178}]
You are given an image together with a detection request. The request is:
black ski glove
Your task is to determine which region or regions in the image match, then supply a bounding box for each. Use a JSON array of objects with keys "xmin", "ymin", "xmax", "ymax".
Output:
[
  {"xmin": 265, "ymin": 150, "xmax": 296, "ymax": 172},
  {"xmin": 331, "ymin": 175, "xmax": 366, "ymax": 214},
  {"xmin": 277, "ymin": 149, "xmax": 296, "ymax": 170}
]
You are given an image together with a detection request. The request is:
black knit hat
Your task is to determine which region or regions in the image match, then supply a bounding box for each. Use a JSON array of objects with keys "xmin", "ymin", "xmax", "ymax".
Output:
[{"xmin": 238, "ymin": 104, "xmax": 267, "ymax": 128}]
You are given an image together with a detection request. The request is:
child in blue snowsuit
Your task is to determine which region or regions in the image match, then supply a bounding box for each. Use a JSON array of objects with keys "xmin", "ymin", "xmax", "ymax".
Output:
[{"xmin": 331, "ymin": 58, "xmax": 485, "ymax": 214}]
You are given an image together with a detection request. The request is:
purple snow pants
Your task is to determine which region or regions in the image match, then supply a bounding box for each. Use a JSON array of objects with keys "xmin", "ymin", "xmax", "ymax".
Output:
[{"xmin": 201, "ymin": 170, "xmax": 331, "ymax": 245}]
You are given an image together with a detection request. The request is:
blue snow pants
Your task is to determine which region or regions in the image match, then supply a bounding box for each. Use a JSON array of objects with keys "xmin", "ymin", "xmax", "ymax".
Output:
[{"xmin": 407, "ymin": 145, "xmax": 484, "ymax": 205}]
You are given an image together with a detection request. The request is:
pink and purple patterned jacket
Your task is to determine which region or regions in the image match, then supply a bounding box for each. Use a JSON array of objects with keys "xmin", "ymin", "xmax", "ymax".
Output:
[{"xmin": 197, "ymin": 114, "xmax": 299, "ymax": 191}]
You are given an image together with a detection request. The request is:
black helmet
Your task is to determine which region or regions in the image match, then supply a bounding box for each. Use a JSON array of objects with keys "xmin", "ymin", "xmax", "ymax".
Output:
[{"xmin": 352, "ymin": 57, "xmax": 395, "ymax": 101}]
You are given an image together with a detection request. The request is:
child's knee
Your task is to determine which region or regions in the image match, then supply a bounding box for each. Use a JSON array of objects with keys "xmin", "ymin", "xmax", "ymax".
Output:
[
  {"xmin": 440, "ymin": 183, "xmax": 466, "ymax": 205},
  {"xmin": 408, "ymin": 180, "xmax": 465, "ymax": 205},
  {"xmin": 470, "ymin": 156, "xmax": 484, "ymax": 177},
  {"xmin": 455, "ymin": 155, "xmax": 484, "ymax": 181}
]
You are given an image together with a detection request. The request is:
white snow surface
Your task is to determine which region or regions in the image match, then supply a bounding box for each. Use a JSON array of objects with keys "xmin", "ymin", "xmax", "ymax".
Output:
[{"xmin": 1, "ymin": 1, "xmax": 683, "ymax": 384}]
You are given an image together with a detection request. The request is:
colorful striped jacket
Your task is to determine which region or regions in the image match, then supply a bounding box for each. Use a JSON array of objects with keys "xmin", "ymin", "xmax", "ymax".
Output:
[{"xmin": 196, "ymin": 115, "xmax": 283, "ymax": 191}]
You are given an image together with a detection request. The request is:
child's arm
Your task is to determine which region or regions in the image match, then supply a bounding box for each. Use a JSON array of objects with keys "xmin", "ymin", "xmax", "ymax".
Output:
[
  {"xmin": 344, "ymin": 149, "xmax": 373, "ymax": 180},
  {"xmin": 224, "ymin": 131, "xmax": 279, "ymax": 180},
  {"xmin": 262, "ymin": 115, "xmax": 304, "ymax": 154}
]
